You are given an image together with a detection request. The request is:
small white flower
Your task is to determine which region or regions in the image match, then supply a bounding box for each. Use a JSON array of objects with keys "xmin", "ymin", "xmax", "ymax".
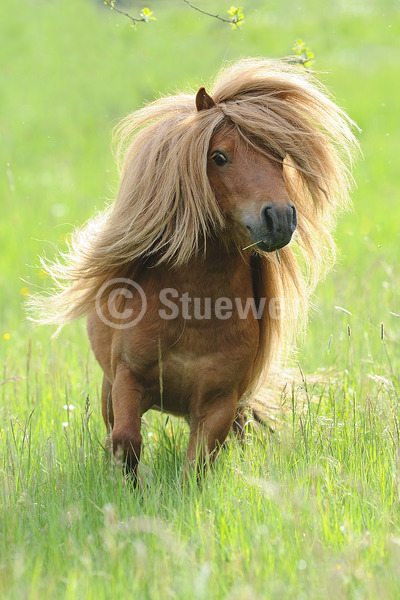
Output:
[
  {"xmin": 63, "ymin": 404, "xmax": 75, "ymax": 411},
  {"xmin": 62, "ymin": 422, "xmax": 69, "ymax": 428},
  {"xmin": 297, "ymin": 560, "xmax": 307, "ymax": 571}
]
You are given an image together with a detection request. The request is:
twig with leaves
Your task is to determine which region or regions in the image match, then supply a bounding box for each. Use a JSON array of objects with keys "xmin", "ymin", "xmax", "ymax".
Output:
[
  {"xmin": 104, "ymin": 1, "xmax": 244, "ymax": 29},
  {"xmin": 104, "ymin": 1, "xmax": 155, "ymax": 27},
  {"xmin": 103, "ymin": 2, "xmax": 315, "ymax": 70},
  {"xmin": 183, "ymin": 2, "xmax": 244, "ymax": 29}
]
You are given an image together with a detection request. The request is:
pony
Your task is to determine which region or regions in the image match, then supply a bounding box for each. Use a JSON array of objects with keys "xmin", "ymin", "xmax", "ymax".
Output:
[{"xmin": 31, "ymin": 58, "xmax": 358, "ymax": 479}]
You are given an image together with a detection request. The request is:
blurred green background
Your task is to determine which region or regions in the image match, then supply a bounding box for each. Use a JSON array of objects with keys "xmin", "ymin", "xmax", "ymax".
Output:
[{"xmin": 1, "ymin": 2, "xmax": 400, "ymax": 598}]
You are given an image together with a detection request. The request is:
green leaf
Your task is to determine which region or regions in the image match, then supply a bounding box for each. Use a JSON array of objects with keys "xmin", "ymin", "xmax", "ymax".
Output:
[
  {"xmin": 227, "ymin": 6, "xmax": 244, "ymax": 29},
  {"xmin": 292, "ymin": 39, "xmax": 315, "ymax": 68},
  {"xmin": 293, "ymin": 38, "xmax": 305, "ymax": 54},
  {"xmin": 141, "ymin": 7, "xmax": 156, "ymax": 22}
]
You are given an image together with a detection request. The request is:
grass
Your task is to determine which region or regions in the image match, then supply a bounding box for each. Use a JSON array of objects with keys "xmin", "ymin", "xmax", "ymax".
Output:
[{"xmin": 1, "ymin": 0, "xmax": 400, "ymax": 598}]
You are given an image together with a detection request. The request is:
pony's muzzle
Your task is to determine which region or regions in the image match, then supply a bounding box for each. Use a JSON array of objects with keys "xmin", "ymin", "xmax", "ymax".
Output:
[
  {"xmin": 258, "ymin": 201, "xmax": 297, "ymax": 251},
  {"xmin": 247, "ymin": 201, "xmax": 297, "ymax": 252}
]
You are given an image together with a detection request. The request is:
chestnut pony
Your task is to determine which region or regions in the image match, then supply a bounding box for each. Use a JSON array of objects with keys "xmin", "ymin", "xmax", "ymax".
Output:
[{"xmin": 31, "ymin": 59, "xmax": 358, "ymax": 478}]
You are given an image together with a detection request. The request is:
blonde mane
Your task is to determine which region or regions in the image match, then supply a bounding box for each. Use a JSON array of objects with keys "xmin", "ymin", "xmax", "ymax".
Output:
[{"xmin": 31, "ymin": 58, "xmax": 359, "ymax": 385}]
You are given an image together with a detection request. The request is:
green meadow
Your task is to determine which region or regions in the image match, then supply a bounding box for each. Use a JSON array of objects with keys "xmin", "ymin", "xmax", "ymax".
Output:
[{"xmin": 1, "ymin": 0, "xmax": 400, "ymax": 597}]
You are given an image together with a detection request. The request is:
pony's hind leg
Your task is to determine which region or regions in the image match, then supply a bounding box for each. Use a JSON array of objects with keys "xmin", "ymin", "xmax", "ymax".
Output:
[
  {"xmin": 110, "ymin": 362, "xmax": 145, "ymax": 477},
  {"xmin": 101, "ymin": 375, "xmax": 113, "ymax": 433},
  {"xmin": 232, "ymin": 407, "xmax": 246, "ymax": 441},
  {"xmin": 185, "ymin": 393, "xmax": 238, "ymax": 478}
]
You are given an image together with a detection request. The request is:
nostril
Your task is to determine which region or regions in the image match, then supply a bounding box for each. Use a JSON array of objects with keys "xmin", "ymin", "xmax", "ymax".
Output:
[
  {"xmin": 291, "ymin": 204, "xmax": 297, "ymax": 230},
  {"xmin": 261, "ymin": 204, "xmax": 274, "ymax": 232},
  {"xmin": 261, "ymin": 202, "xmax": 297, "ymax": 233}
]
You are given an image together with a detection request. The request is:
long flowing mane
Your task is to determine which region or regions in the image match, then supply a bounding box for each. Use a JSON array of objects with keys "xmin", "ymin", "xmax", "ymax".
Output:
[{"xmin": 30, "ymin": 58, "xmax": 359, "ymax": 389}]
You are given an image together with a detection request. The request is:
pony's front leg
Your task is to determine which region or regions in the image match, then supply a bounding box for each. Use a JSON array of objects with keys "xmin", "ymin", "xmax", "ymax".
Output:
[
  {"xmin": 110, "ymin": 362, "xmax": 145, "ymax": 477},
  {"xmin": 185, "ymin": 393, "xmax": 238, "ymax": 477}
]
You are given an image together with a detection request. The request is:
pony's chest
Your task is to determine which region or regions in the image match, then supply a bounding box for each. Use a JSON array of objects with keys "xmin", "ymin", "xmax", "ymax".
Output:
[
  {"xmin": 117, "ymin": 257, "xmax": 262, "ymax": 412},
  {"xmin": 123, "ymin": 315, "xmax": 259, "ymax": 415},
  {"xmin": 146, "ymin": 342, "xmax": 255, "ymax": 415}
]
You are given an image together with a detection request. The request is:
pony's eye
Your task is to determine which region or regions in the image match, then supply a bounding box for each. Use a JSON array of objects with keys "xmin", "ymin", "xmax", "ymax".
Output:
[{"xmin": 211, "ymin": 151, "xmax": 228, "ymax": 167}]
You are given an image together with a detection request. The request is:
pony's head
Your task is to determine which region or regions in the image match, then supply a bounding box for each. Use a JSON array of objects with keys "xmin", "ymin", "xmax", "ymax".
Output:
[
  {"xmin": 111, "ymin": 58, "xmax": 358, "ymax": 272},
  {"xmin": 202, "ymin": 95, "xmax": 297, "ymax": 253}
]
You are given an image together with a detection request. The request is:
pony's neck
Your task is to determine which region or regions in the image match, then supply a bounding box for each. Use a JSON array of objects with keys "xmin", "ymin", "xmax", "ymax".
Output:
[
  {"xmin": 202, "ymin": 236, "xmax": 245, "ymax": 262},
  {"xmin": 166, "ymin": 239, "xmax": 254, "ymax": 299}
]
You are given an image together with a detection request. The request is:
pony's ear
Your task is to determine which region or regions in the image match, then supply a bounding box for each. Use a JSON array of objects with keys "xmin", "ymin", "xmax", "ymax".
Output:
[{"xmin": 195, "ymin": 87, "xmax": 216, "ymax": 111}]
